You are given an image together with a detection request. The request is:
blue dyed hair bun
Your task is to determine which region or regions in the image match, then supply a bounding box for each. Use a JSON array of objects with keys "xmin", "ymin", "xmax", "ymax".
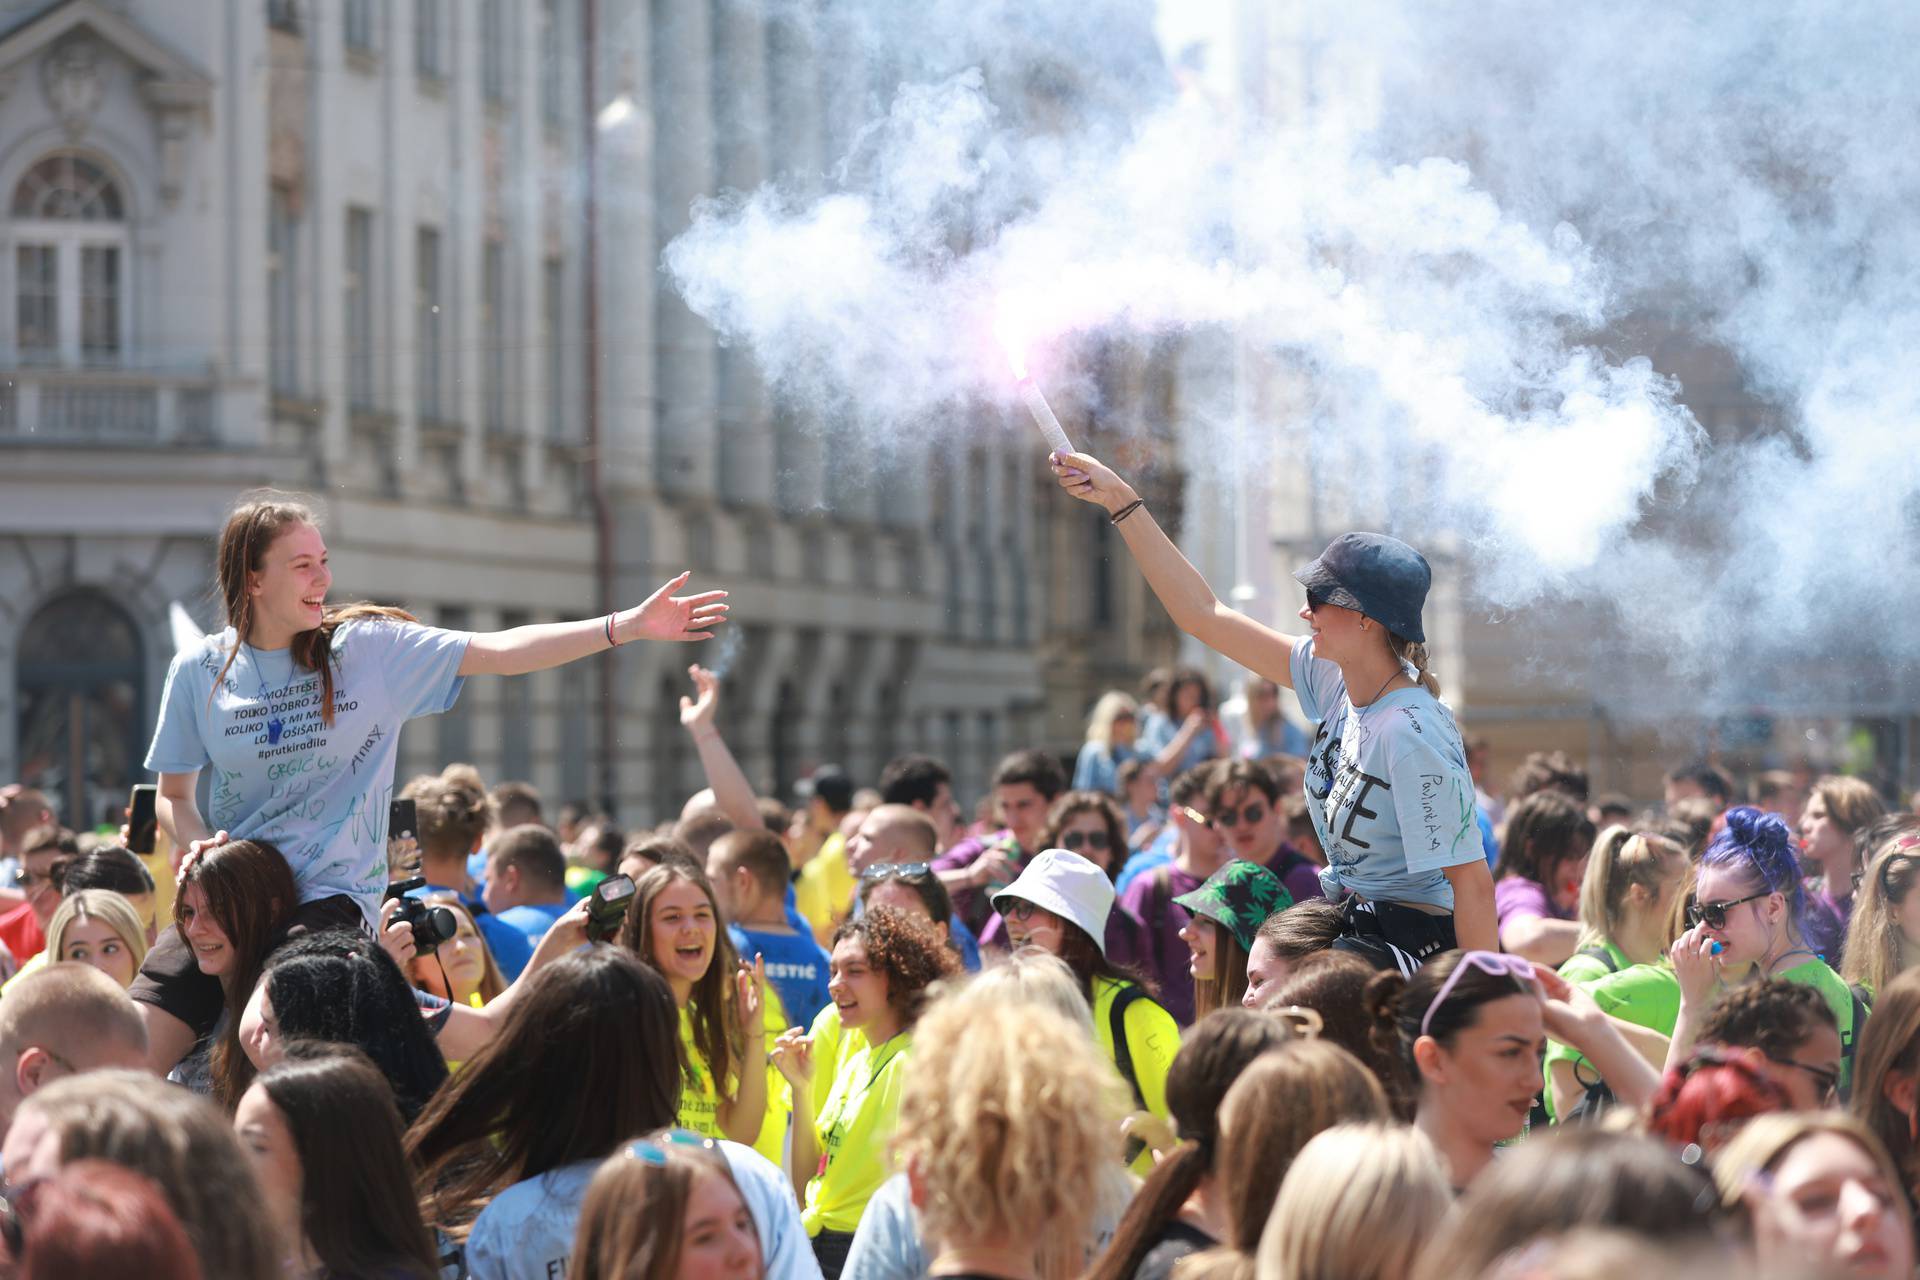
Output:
[{"xmin": 1702, "ymin": 805, "xmax": 1807, "ymax": 934}]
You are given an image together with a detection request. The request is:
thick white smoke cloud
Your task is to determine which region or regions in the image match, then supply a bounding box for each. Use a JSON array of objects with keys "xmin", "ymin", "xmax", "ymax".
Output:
[{"xmin": 667, "ymin": 0, "xmax": 1920, "ymax": 705}]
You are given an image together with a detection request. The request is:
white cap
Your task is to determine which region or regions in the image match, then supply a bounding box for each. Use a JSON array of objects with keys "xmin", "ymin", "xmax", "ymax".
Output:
[{"xmin": 992, "ymin": 848, "xmax": 1116, "ymax": 957}]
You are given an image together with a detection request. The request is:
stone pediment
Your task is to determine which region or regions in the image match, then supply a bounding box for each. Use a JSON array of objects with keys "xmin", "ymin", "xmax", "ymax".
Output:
[{"xmin": 0, "ymin": 0, "xmax": 212, "ymax": 118}]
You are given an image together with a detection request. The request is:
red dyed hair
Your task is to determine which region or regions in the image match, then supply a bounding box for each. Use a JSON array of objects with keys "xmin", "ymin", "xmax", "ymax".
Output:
[
  {"xmin": 12, "ymin": 1160, "xmax": 202, "ymax": 1280},
  {"xmin": 1645, "ymin": 1049, "xmax": 1790, "ymax": 1152}
]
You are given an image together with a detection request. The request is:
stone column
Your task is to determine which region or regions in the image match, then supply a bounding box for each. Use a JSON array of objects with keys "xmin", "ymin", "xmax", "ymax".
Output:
[{"xmin": 650, "ymin": 0, "xmax": 717, "ymax": 497}]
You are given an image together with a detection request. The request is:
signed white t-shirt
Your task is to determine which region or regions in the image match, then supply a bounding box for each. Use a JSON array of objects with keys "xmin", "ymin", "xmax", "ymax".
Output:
[{"xmin": 1290, "ymin": 636, "xmax": 1482, "ymax": 909}]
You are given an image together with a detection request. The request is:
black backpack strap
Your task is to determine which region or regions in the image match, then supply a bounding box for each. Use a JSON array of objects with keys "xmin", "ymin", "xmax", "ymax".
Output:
[
  {"xmin": 1846, "ymin": 982, "xmax": 1874, "ymax": 1092},
  {"xmin": 1575, "ymin": 945, "xmax": 1621, "ymax": 975},
  {"xmin": 1108, "ymin": 983, "xmax": 1150, "ymax": 1111}
]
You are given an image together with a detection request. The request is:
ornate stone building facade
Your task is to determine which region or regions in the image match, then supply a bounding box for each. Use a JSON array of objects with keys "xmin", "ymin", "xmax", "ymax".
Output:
[{"xmin": 0, "ymin": 0, "xmax": 1182, "ymax": 827}]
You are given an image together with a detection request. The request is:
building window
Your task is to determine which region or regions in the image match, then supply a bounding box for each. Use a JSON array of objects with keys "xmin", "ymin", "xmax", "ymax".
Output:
[
  {"xmin": 482, "ymin": 240, "xmax": 507, "ymax": 432},
  {"xmin": 540, "ymin": 0, "xmax": 565, "ymax": 128},
  {"xmin": 344, "ymin": 0, "xmax": 376, "ymax": 51},
  {"xmin": 543, "ymin": 256, "xmax": 564, "ymax": 437},
  {"xmin": 346, "ymin": 208, "xmax": 375, "ymax": 409},
  {"xmin": 414, "ymin": 0, "xmax": 442, "ymax": 78},
  {"xmin": 10, "ymin": 153, "xmax": 127, "ymax": 367},
  {"xmin": 415, "ymin": 227, "xmax": 442, "ymax": 420},
  {"xmin": 267, "ymin": 185, "xmax": 298, "ymax": 394},
  {"xmin": 481, "ymin": 0, "xmax": 509, "ymax": 104},
  {"xmin": 267, "ymin": 0, "xmax": 300, "ymax": 33}
]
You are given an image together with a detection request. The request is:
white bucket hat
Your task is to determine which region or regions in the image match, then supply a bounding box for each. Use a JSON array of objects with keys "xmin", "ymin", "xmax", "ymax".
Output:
[{"xmin": 991, "ymin": 848, "xmax": 1116, "ymax": 957}]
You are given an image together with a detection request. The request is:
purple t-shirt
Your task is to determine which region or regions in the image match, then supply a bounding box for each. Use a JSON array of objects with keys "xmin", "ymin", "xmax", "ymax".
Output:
[
  {"xmin": 1494, "ymin": 875, "xmax": 1567, "ymax": 930},
  {"xmin": 1117, "ymin": 862, "xmax": 1208, "ymax": 1026},
  {"xmin": 930, "ymin": 829, "xmax": 1027, "ymax": 934},
  {"xmin": 1803, "ymin": 880, "xmax": 1849, "ymax": 967}
]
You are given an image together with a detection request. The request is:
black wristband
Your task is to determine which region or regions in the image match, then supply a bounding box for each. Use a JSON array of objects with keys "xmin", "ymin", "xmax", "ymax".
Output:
[{"xmin": 1110, "ymin": 499, "xmax": 1145, "ymax": 526}]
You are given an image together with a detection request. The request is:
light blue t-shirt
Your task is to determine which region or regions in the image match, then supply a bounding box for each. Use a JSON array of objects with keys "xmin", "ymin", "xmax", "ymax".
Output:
[
  {"xmin": 1290, "ymin": 636, "xmax": 1480, "ymax": 909},
  {"xmin": 145, "ymin": 621, "xmax": 470, "ymax": 923},
  {"xmin": 1072, "ymin": 741, "xmax": 1139, "ymax": 796},
  {"xmin": 463, "ymin": 1141, "xmax": 822, "ymax": 1280},
  {"xmin": 1114, "ymin": 833, "xmax": 1177, "ymax": 896}
]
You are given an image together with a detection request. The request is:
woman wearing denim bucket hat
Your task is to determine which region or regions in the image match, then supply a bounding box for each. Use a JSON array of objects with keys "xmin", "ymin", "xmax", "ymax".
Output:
[
  {"xmin": 994, "ymin": 849, "xmax": 1180, "ymax": 1172},
  {"xmin": 1051, "ymin": 453, "xmax": 1495, "ymax": 974},
  {"xmin": 1175, "ymin": 860, "xmax": 1293, "ymax": 1019}
]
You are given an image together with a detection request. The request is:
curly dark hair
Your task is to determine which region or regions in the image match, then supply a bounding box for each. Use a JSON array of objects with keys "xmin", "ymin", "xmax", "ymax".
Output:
[
  {"xmin": 1696, "ymin": 977, "xmax": 1836, "ymax": 1060},
  {"xmin": 830, "ymin": 906, "xmax": 962, "ymax": 1030}
]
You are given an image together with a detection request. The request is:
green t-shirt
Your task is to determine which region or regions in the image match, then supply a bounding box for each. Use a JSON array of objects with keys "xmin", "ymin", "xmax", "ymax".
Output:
[
  {"xmin": 1543, "ymin": 961, "xmax": 1679, "ymax": 1122},
  {"xmin": 803, "ymin": 1032, "xmax": 912, "ymax": 1235},
  {"xmin": 1778, "ymin": 957, "xmax": 1858, "ymax": 1092},
  {"xmin": 1556, "ymin": 939, "xmax": 1629, "ymax": 989}
]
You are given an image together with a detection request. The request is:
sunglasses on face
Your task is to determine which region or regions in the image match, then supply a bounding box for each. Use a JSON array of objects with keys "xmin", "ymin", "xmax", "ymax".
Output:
[
  {"xmin": 1767, "ymin": 1053, "xmax": 1840, "ymax": 1104},
  {"xmin": 0, "ymin": 1177, "xmax": 41, "ymax": 1258},
  {"xmin": 1305, "ymin": 588, "xmax": 1329, "ymax": 612},
  {"xmin": 1060, "ymin": 830, "xmax": 1111, "ymax": 853},
  {"xmin": 1212, "ymin": 803, "xmax": 1269, "ymax": 830},
  {"xmin": 1685, "ymin": 889, "xmax": 1772, "ymax": 930},
  {"xmin": 1004, "ymin": 900, "xmax": 1044, "ymax": 923},
  {"xmin": 1177, "ymin": 805, "xmax": 1212, "ymax": 828},
  {"xmin": 11, "ymin": 862, "xmax": 66, "ymax": 893},
  {"xmin": 861, "ymin": 862, "xmax": 932, "ymax": 882}
]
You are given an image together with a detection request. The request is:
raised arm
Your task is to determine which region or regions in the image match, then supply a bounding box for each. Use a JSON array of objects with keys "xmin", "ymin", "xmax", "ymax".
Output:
[
  {"xmin": 458, "ymin": 571, "xmax": 728, "ymax": 677},
  {"xmin": 1051, "ymin": 453, "xmax": 1300, "ymax": 689},
  {"xmin": 680, "ymin": 665, "xmax": 762, "ymax": 832}
]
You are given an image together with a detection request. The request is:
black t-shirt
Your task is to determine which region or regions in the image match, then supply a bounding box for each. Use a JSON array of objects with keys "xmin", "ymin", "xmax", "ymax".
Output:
[{"xmin": 1131, "ymin": 1220, "xmax": 1217, "ymax": 1280}]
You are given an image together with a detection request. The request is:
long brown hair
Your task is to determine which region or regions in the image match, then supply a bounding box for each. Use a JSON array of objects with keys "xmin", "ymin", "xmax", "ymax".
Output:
[
  {"xmin": 174, "ymin": 839, "xmax": 297, "ymax": 1109},
  {"xmin": 211, "ymin": 492, "xmax": 413, "ymax": 728},
  {"xmin": 1851, "ymin": 967, "xmax": 1920, "ymax": 1195},
  {"xmin": 1041, "ymin": 791, "xmax": 1129, "ymax": 879},
  {"xmin": 1085, "ymin": 1011, "xmax": 1294, "ymax": 1280},
  {"xmin": 570, "ymin": 1136, "xmax": 755, "ymax": 1280},
  {"xmin": 405, "ymin": 948, "xmax": 681, "ymax": 1235},
  {"xmin": 1193, "ymin": 930, "xmax": 1250, "ymax": 1020},
  {"xmin": 619, "ymin": 862, "xmax": 744, "ymax": 1095},
  {"xmin": 256, "ymin": 1043, "xmax": 438, "ymax": 1279}
]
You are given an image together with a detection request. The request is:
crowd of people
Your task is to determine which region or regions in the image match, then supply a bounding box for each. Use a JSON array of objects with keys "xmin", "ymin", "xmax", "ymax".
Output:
[{"xmin": 1, "ymin": 464, "xmax": 1919, "ymax": 1279}]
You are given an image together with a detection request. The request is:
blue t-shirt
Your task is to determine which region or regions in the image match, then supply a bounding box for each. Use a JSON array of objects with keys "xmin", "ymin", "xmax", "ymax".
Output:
[
  {"xmin": 1114, "ymin": 837, "xmax": 1176, "ymax": 896},
  {"xmin": 463, "ymin": 1142, "xmax": 821, "ymax": 1280},
  {"xmin": 145, "ymin": 621, "xmax": 470, "ymax": 923},
  {"xmin": 1290, "ymin": 636, "xmax": 1481, "ymax": 909},
  {"xmin": 489, "ymin": 902, "xmax": 570, "ymax": 981},
  {"xmin": 730, "ymin": 923, "xmax": 833, "ymax": 1029}
]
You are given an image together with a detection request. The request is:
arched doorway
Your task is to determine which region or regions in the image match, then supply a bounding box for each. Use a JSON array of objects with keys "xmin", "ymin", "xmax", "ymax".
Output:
[{"xmin": 14, "ymin": 592, "xmax": 145, "ymax": 827}]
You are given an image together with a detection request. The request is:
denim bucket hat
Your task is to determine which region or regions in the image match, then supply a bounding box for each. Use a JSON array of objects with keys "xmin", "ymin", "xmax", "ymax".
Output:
[{"xmin": 1293, "ymin": 532, "xmax": 1431, "ymax": 644}]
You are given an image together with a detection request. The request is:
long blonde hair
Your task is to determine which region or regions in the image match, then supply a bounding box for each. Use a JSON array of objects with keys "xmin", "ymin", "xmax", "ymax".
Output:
[
  {"xmin": 1386, "ymin": 635, "xmax": 1441, "ymax": 698},
  {"xmin": 1085, "ymin": 691, "xmax": 1139, "ymax": 750},
  {"xmin": 1255, "ymin": 1124, "xmax": 1450, "ymax": 1280},
  {"xmin": 1712, "ymin": 1112, "xmax": 1906, "ymax": 1215},
  {"xmin": 1844, "ymin": 834, "xmax": 1920, "ymax": 998},
  {"xmin": 1576, "ymin": 827, "xmax": 1687, "ymax": 953},
  {"xmin": 45, "ymin": 889, "xmax": 150, "ymax": 974},
  {"xmin": 893, "ymin": 991, "xmax": 1128, "ymax": 1277}
]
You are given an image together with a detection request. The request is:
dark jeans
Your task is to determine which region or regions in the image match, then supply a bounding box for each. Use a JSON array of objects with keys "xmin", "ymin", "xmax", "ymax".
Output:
[
  {"xmin": 1330, "ymin": 897, "xmax": 1458, "ymax": 974},
  {"xmin": 812, "ymin": 1229, "xmax": 857, "ymax": 1280}
]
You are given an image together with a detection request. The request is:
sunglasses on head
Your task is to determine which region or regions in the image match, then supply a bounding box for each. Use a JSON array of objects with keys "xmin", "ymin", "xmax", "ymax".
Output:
[
  {"xmin": 1421, "ymin": 951, "xmax": 1537, "ymax": 1039},
  {"xmin": 1211, "ymin": 802, "xmax": 1269, "ymax": 830},
  {"xmin": 861, "ymin": 862, "xmax": 932, "ymax": 882},
  {"xmin": 1060, "ymin": 830, "xmax": 1111, "ymax": 853},
  {"xmin": 1685, "ymin": 889, "xmax": 1772, "ymax": 930},
  {"xmin": 625, "ymin": 1129, "xmax": 718, "ymax": 1166}
]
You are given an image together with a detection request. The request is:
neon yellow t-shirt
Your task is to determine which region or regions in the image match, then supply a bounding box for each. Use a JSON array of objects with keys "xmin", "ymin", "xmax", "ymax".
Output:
[
  {"xmin": 676, "ymin": 997, "xmax": 791, "ymax": 1168},
  {"xmin": 802, "ymin": 1031, "xmax": 912, "ymax": 1235},
  {"xmin": 795, "ymin": 833, "xmax": 854, "ymax": 946},
  {"xmin": 1091, "ymin": 976, "xmax": 1178, "ymax": 1174}
]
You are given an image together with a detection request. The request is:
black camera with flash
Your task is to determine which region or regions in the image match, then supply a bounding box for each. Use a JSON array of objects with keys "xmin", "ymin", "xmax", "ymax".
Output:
[{"xmin": 384, "ymin": 877, "xmax": 459, "ymax": 956}]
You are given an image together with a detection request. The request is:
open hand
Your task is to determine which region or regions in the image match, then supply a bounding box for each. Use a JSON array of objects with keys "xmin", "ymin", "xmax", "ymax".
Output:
[
  {"xmin": 680, "ymin": 664, "xmax": 721, "ymax": 732},
  {"xmin": 736, "ymin": 954, "xmax": 766, "ymax": 1034},
  {"xmin": 1049, "ymin": 451, "xmax": 1135, "ymax": 515},
  {"xmin": 621, "ymin": 572, "xmax": 730, "ymax": 644}
]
